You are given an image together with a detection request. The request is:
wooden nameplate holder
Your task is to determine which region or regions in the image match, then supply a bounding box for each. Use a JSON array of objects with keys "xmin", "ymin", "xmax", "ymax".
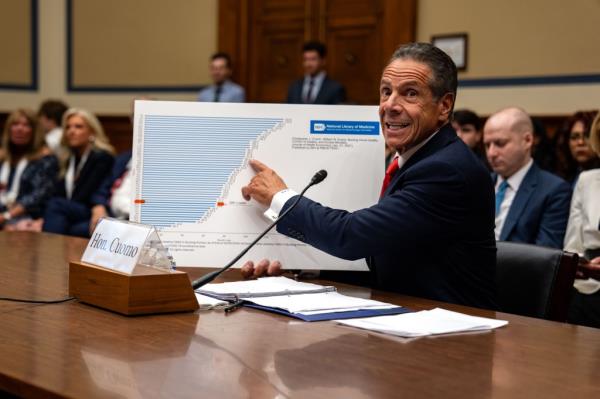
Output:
[{"xmin": 69, "ymin": 261, "xmax": 199, "ymax": 316}]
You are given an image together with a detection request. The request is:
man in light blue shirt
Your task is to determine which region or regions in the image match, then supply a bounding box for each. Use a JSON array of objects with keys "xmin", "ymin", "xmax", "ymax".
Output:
[{"xmin": 197, "ymin": 52, "xmax": 245, "ymax": 103}]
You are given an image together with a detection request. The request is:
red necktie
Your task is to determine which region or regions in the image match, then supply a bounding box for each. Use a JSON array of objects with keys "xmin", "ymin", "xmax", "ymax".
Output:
[{"xmin": 380, "ymin": 157, "xmax": 399, "ymax": 197}]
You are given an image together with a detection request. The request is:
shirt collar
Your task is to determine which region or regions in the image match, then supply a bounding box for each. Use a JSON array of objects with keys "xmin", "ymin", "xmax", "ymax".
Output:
[
  {"xmin": 305, "ymin": 71, "xmax": 326, "ymax": 85},
  {"xmin": 395, "ymin": 127, "xmax": 440, "ymax": 169},
  {"xmin": 497, "ymin": 158, "xmax": 533, "ymax": 191}
]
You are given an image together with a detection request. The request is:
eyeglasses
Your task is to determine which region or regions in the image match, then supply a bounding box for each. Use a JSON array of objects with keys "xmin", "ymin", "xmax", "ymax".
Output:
[{"xmin": 569, "ymin": 131, "xmax": 590, "ymax": 142}]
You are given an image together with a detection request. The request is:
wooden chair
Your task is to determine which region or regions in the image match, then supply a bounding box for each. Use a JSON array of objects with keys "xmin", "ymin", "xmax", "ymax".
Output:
[{"xmin": 496, "ymin": 241, "xmax": 578, "ymax": 322}]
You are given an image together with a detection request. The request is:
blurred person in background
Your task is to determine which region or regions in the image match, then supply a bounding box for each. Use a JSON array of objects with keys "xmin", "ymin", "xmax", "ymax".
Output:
[
  {"xmin": 286, "ymin": 41, "xmax": 346, "ymax": 105},
  {"xmin": 564, "ymin": 111, "xmax": 600, "ymax": 328},
  {"xmin": 531, "ymin": 117, "xmax": 557, "ymax": 172},
  {"xmin": 0, "ymin": 109, "xmax": 57, "ymax": 229},
  {"xmin": 42, "ymin": 108, "xmax": 115, "ymax": 237},
  {"xmin": 37, "ymin": 99, "xmax": 69, "ymax": 155},
  {"xmin": 452, "ymin": 109, "xmax": 488, "ymax": 169},
  {"xmin": 555, "ymin": 110, "xmax": 600, "ymax": 185},
  {"xmin": 197, "ymin": 52, "xmax": 245, "ymax": 103}
]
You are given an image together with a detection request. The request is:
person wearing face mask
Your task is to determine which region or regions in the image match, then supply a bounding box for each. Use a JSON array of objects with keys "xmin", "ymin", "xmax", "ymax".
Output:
[
  {"xmin": 241, "ymin": 43, "xmax": 497, "ymax": 309},
  {"xmin": 0, "ymin": 109, "xmax": 58, "ymax": 229},
  {"xmin": 42, "ymin": 108, "xmax": 115, "ymax": 237}
]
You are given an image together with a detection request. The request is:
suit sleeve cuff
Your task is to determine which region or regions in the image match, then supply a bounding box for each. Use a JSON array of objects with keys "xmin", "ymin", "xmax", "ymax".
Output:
[{"xmin": 263, "ymin": 189, "xmax": 298, "ymax": 222}]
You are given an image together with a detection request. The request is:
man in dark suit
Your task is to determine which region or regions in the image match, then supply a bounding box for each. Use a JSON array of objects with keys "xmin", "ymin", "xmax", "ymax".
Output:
[
  {"xmin": 286, "ymin": 41, "xmax": 346, "ymax": 105},
  {"xmin": 483, "ymin": 107, "xmax": 571, "ymax": 249},
  {"xmin": 242, "ymin": 43, "xmax": 497, "ymax": 309}
]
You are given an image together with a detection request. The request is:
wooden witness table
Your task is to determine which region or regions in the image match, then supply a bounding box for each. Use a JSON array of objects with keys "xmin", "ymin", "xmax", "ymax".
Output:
[{"xmin": 0, "ymin": 232, "xmax": 599, "ymax": 398}]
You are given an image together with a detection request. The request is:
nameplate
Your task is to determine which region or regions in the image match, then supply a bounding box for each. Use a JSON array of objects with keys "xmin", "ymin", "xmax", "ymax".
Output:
[{"xmin": 82, "ymin": 219, "xmax": 151, "ymax": 274}]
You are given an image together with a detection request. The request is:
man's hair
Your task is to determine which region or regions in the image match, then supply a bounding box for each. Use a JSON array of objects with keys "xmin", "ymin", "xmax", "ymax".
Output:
[
  {"xmin": 453, "ymin": 109, "xmax": 481, "ymax": 131},
  {"xmin": 302, "ymin": 41, "xmax": 327, "ymax": 58},
  {"xmin": 211, "ymin": 52, "xmax": 232, "ymax": 68},
  {"xmin": 38, "ymin": 99, "xmax": 68, "ymax": 125},
  {"xmin": 389, "ymin": 42, "xmax": 457, "ymax": 105}
]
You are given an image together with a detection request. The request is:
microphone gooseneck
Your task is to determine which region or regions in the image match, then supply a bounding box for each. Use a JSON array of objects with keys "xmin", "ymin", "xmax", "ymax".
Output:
[{"xmin": 191, "ymin": 170, "xmax": 328, "ymax": 290}]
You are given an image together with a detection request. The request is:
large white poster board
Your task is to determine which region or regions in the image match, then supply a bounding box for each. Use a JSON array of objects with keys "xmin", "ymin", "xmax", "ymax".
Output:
[{"xmin": 131, "ymin": 101, "xmax": 384, "ymax": 270}]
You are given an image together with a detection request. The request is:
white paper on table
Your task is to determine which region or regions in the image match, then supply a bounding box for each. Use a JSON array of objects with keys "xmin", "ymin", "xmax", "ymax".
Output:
[
  {"xmin": 247, "ymin": 291, "xmax": 398, "ymax": 315},
  {"xmin": 336, "ymin": 308, "xmax": 508, "ymax": 338},
  {"xmin": 131, "ymin": 101, "xmax": 384, "ymax": 270},
  {"xmin": 197, "ymin": 276, "xmax": 335, "ymax": 300}
]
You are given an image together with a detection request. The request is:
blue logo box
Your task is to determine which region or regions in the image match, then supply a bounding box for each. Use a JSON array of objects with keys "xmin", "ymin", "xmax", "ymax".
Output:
[{"xmin": 310, "ymin": 120, "xmax": 380, "ymax": 135}]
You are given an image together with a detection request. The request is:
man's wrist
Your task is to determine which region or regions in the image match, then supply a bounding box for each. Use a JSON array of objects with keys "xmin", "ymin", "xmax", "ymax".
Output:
[{"xmin": 264, "ymin": 189, "xmax": 299, "ymax": 221}]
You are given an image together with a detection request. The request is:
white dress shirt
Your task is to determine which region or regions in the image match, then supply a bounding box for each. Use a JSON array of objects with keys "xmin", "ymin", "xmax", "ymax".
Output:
[
  {"xmin": 494, "ymin": 158, "xmax": 533, "ymax": 240},
  {"xmin": 564, "ymin": 169, "xmax": 600, "ymax": 294},
  {"xmin": 45, "ymin": 127, "xmax": 63, "ymax": 153},
  {"xmin": 302, "ymin": 71, "xmax": 326, "ymax": 103}
]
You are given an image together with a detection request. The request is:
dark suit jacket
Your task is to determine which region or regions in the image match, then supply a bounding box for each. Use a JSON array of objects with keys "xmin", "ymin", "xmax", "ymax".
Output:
[
  {"xmin": 496, "ymin": 163, "xmax": 571, "ymax": 249},
  {"xmin": 55, "ymin": 149, "xmax": 114, "ymax": 206},
  {"xmin": 286, "ymin": 76, "xmax": 346, "ymax": 104},
  {"xmin": 277, "ymin": 124, "xmax": 497, "ymax": 309},
  {"xmin": 90, "ymin": 150, "xmax": 132, "ymax": 208}
]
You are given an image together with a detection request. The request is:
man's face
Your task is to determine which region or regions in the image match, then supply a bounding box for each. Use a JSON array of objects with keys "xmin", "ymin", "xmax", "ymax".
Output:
[
  {"xmin": 209, "ymin": 58, "xmax": 231, "ymax": 85},
  {"xmin": 379, "ymin": 59, "xmax": 453, "ymax": 153},
  {"xmin": 452, "ymin": 121, "xmax": 481, "ymax": 149},
  {"xmin": 302, "ymin": 50, "xmax": 325, "ymax": 77},
  {"xmin": 483, "ymin": 121, "xmax": 532, "ymax": 179}
]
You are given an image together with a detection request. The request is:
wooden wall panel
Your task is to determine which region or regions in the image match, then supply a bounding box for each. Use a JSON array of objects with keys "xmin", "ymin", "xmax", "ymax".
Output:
[{"xmin": 219, "ymin": 0, "xmax": 416, "ymax": 104}]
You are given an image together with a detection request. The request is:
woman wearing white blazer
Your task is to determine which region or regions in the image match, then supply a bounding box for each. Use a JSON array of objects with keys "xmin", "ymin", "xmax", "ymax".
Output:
[{"xmin": 564, "ymin": 111, "xmax": 600, "ymax": 328}]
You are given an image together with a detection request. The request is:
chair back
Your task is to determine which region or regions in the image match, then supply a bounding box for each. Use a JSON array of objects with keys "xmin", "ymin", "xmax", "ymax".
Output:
[{"xmin": 496, "ymin": 241, "xmax": 578, "ymax": 322}]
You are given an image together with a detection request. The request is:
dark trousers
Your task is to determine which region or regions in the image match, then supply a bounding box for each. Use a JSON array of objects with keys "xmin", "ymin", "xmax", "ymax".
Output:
[
  {"xmin": 568, "ymin": 289, "xmax": 600, "ymax": 329},
  {"xmin": 42, "ymin": 197, "xmax": 91, "ymax": 238}
]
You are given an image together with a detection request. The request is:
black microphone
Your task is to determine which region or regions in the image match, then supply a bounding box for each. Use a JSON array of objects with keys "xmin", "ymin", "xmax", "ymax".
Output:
[{"xmin": 191, "ymin": 169, "xmax": 328, "ymax": 290}]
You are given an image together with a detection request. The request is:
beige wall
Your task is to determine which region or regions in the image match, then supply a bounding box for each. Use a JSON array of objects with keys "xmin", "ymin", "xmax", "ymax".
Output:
[
  {"xmin": 418, "ymin": 0, "xmax": 600, "ymax": 115},
  {"xmin": 1, "ymin": 0, "xmax": 599, "ymax": 115},
  {"xmin": 0, "ymin": 0, "xmax": 216, "ymax": 115}
]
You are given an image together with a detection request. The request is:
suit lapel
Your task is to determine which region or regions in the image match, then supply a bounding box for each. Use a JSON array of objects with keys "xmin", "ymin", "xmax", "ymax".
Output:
[
  {"xmin": 500, "ymin": 163, "xmax": 538, "ymax": 240},
  {"xmin": 382, "ymin": 124, "xmax": 457, "ymax": 197}
]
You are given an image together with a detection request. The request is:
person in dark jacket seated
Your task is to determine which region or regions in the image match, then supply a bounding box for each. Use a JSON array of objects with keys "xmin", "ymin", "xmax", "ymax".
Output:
[
  {"xmin": 88, "ymin": 150, "xmax": 133, "ymax": 235},
  {"xmin": 43, "ymin": 108, "xmax": 115, "ymax": 237},
  {"xmin": 483, "ymin": 107, "xmax": 571, "ymax": 249}
]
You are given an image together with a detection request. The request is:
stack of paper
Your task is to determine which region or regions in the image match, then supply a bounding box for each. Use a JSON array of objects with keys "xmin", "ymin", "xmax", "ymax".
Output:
[
  {"xmin": 336, "ymin": 308, "xmax": 508, "ymax": 338},
  {"xmin": 248, "ymin": 291, "xmax": 397, "ymax": 316},
  {"xmin": 196, "ymin": 276, "xmax": 335, "ymax": 301},
  {"xmin": 196, "ymin": 277, "xmax": 406, "ymax": 321}
]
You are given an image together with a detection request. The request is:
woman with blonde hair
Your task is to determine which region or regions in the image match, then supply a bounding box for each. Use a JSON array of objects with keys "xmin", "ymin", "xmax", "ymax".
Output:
[
  {"xmin": 0, "ymin": 108, "xmax": 58, "ymax": 228},
  {"xmin": 564, "ymin": 110, "xmax": 600, "ymax": 328},
  {"xmin": 42, "ymin": 108, "xmax": 115, "ymax": 237}
]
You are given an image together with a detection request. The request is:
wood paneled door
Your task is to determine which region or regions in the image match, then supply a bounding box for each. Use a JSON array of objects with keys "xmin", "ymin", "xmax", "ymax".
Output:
[{"xmin": 219, "ymin": 0, "xmax": 416, "ymax": 104}]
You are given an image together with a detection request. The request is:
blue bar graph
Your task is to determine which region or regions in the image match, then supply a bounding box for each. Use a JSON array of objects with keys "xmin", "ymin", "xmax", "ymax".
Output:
[{"xmin": 140, "ymin": 115, "xmax": 284, "ymax": 228}]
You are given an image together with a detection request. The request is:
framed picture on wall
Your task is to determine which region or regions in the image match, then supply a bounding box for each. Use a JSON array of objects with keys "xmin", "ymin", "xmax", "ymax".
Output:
[{"xmin": 431, "ymin": 33, "xmax": 468, "ymax": 71}]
